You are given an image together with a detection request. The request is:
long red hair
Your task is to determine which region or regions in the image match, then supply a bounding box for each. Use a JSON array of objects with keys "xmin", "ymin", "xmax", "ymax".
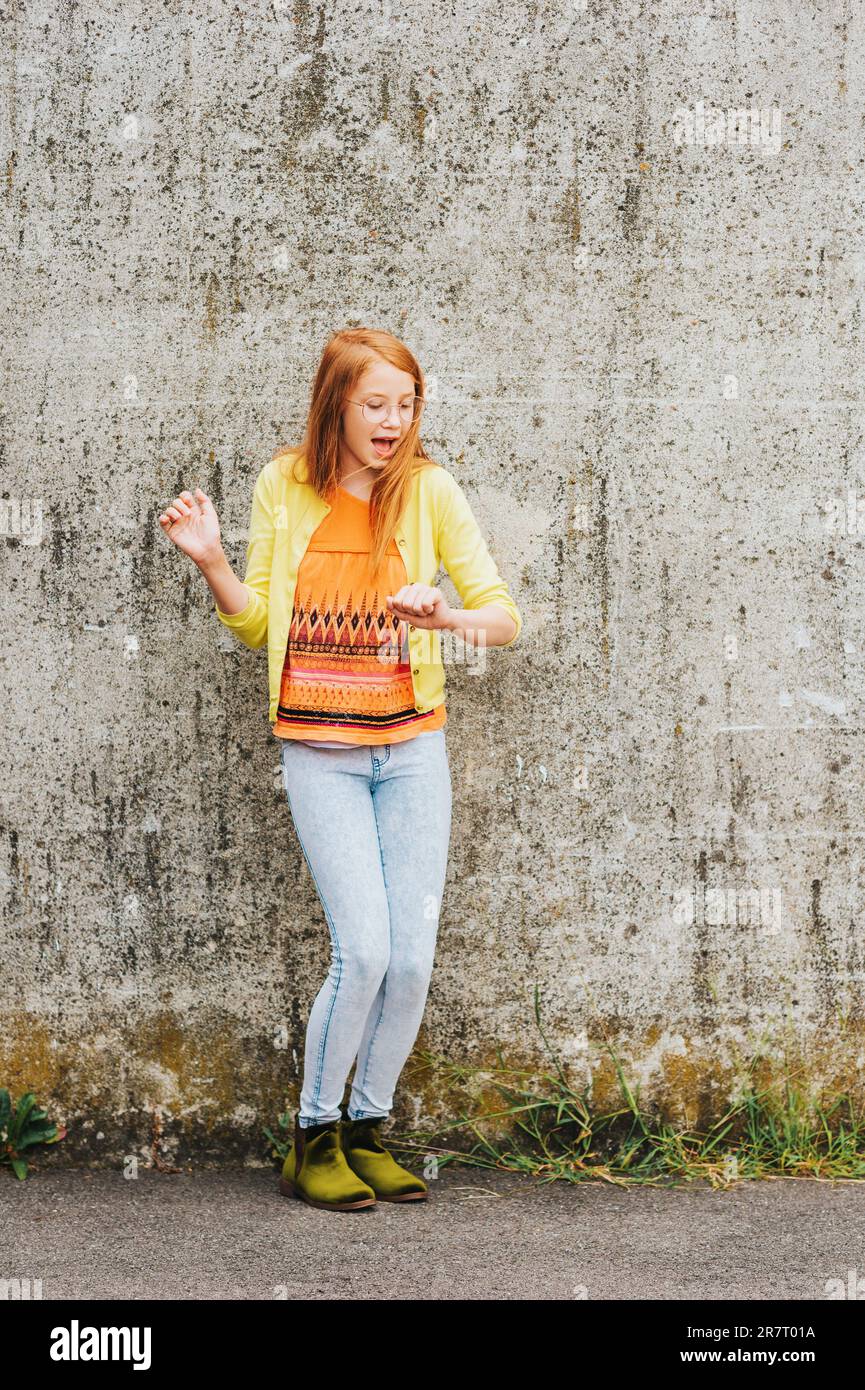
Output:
[{"xmin": 274, "ymin": 327, "xmax": 439, "ymax": 575}]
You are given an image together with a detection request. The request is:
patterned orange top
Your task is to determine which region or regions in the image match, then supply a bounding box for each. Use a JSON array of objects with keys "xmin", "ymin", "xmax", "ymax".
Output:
[{"xmin": 272, "ymin": 486, "xmax": 447, "ymax": 746}]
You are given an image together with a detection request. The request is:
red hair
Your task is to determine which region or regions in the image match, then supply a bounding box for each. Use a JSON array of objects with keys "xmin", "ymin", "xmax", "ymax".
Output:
[{"xmin": 274, "ymin": 327, "xmax": 439, "ymax": 575}]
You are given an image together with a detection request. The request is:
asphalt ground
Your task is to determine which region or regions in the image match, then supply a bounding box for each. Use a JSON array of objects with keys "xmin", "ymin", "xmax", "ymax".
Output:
[{"xmin": 4, "ymin": 1162, "xmax": 862, "ymax": 1302}]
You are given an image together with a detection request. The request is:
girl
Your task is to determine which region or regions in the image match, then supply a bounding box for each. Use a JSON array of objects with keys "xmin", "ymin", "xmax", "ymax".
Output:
[{"xmin": 158, "ymin": 328, "xmax": 522, "ymax": 1212}]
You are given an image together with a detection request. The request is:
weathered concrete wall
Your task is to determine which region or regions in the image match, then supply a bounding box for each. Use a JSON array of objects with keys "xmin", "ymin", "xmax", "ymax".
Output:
[{"xmin": 3, "ymin": 1, "xmax": 864, "ymax": 1165}]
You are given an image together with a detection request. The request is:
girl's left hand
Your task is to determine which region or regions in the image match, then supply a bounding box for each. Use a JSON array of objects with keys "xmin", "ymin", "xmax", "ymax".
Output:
[{"xmin": 386, "ymin": 584, "xmax": 453, "ymax": 631}]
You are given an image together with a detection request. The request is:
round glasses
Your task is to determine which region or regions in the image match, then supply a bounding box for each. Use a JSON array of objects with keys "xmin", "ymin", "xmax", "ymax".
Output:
[{"xmin": 345, "ymin": 395, "xmax": 427, "ymax": 425}]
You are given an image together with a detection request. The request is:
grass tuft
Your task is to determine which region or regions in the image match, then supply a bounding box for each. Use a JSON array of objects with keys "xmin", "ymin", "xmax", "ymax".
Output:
[{"xmin": 385, "ymin": 986, "xmax": 865, "ymax": 1188}]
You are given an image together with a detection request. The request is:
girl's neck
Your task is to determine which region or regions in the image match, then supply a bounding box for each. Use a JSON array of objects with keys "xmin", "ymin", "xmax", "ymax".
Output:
[{"xmin": 337, "ymin": 463, "xmax": 376, "ymax": 501}]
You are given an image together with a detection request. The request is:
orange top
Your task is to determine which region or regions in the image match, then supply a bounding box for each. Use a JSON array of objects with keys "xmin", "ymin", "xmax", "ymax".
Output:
[{"xmin": 272, "ymin": 487, "xmax": 447, "ymax": 746}]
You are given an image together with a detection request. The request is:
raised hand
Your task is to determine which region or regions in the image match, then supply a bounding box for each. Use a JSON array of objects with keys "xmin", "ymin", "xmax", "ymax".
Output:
[
  {"xmin": 158, "ymin": 488, "xmax": 223, "ymax": 567},
  {"xmin": 385, "ymin": 583, "xmax": 453, "ymax": 631}
]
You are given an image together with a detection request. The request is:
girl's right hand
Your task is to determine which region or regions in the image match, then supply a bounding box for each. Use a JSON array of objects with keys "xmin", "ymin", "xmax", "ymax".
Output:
[{"xmin": 158, "ymin": 488, "xmax": 223, "ymax": 567}]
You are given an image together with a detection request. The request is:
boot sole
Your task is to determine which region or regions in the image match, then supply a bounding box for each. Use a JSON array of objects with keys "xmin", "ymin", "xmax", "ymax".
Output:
[
  {"xmin": 278, "ymin": 1176, "xmax": 376, "ymax": 1210},
  {"xmin": 374, "ymin": 1190, "xmax": 428, "ymax": 1202}
]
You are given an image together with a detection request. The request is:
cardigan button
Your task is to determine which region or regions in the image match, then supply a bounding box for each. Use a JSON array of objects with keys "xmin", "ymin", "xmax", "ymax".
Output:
[{"xmin": 412, "ymin": 667, "xmax": 419, "ymax": 676}]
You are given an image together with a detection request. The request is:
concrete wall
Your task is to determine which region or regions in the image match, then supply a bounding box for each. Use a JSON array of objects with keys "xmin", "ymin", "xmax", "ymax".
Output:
[{"xmin": 3, "ymin": 1, "xmax": 863, "ymax": 1165}]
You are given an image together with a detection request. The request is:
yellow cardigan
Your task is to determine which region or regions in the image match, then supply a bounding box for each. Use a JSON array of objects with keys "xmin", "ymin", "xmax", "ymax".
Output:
[{"xmin": 214, "ymin": 450, "xmax": 523, "ymax": 725}]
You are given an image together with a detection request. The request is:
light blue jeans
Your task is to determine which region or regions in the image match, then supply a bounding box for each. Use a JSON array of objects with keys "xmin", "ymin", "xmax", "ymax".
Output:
[{"xmin": 279, "ymin": 729, "xmax": 452, "ymax": 1127}]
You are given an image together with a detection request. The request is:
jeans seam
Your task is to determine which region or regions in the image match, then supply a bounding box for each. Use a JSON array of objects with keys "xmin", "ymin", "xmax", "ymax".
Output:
[
  {"xmin": 282, "ymin": 764, "xmax": 343, "ymax": 1124},
  {"xmin": 354, "ymin": 800, "xmax": 391, "ymax": 1112}
]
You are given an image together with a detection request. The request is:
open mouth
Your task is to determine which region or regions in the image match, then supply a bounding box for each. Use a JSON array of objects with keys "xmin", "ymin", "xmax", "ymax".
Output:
[{"xmin": 371, "ymin": 437, "xmax": 398, "ymax": 457}]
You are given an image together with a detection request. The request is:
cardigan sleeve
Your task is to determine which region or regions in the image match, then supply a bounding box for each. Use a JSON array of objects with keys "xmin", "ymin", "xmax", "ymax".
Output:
[
  {"xmin": 436, "ymin": 473, "xmax": 522, "ymax": 646},
  {"xmin": 213, "ymin": 462, "xmax": 274, "ymax": 650}
]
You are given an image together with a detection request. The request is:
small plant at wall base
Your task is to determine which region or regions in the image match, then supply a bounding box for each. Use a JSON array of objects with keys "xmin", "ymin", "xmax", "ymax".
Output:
[
  {"xmin": 262, "ymin": 1109, "xmax": 294, "ymax": 1164},
  {"xmin": 1, "ymin": 1088, "xmax": 67, "ymax": 1180}
]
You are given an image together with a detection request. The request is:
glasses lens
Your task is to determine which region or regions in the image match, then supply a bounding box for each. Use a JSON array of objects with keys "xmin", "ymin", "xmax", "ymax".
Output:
[{"xmin": 362, "ymin": 397, "xmax": 425, "ymax": 424}]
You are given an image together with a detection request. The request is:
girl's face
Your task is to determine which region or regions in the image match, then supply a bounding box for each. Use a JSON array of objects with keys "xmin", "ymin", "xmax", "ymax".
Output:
[{"xmin": 340, "ymin": 360, "xmax": 418, "ymax": 473}]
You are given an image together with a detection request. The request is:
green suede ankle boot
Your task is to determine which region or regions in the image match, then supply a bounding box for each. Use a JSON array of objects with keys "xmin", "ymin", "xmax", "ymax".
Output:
[
  {"xmin": 279, "ymin": 1113, "xmax": 376, "ymax": 1211},
  {"xmin": 341, "ymin": 1116, "xmax": 428, "ymax": 1202}
]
